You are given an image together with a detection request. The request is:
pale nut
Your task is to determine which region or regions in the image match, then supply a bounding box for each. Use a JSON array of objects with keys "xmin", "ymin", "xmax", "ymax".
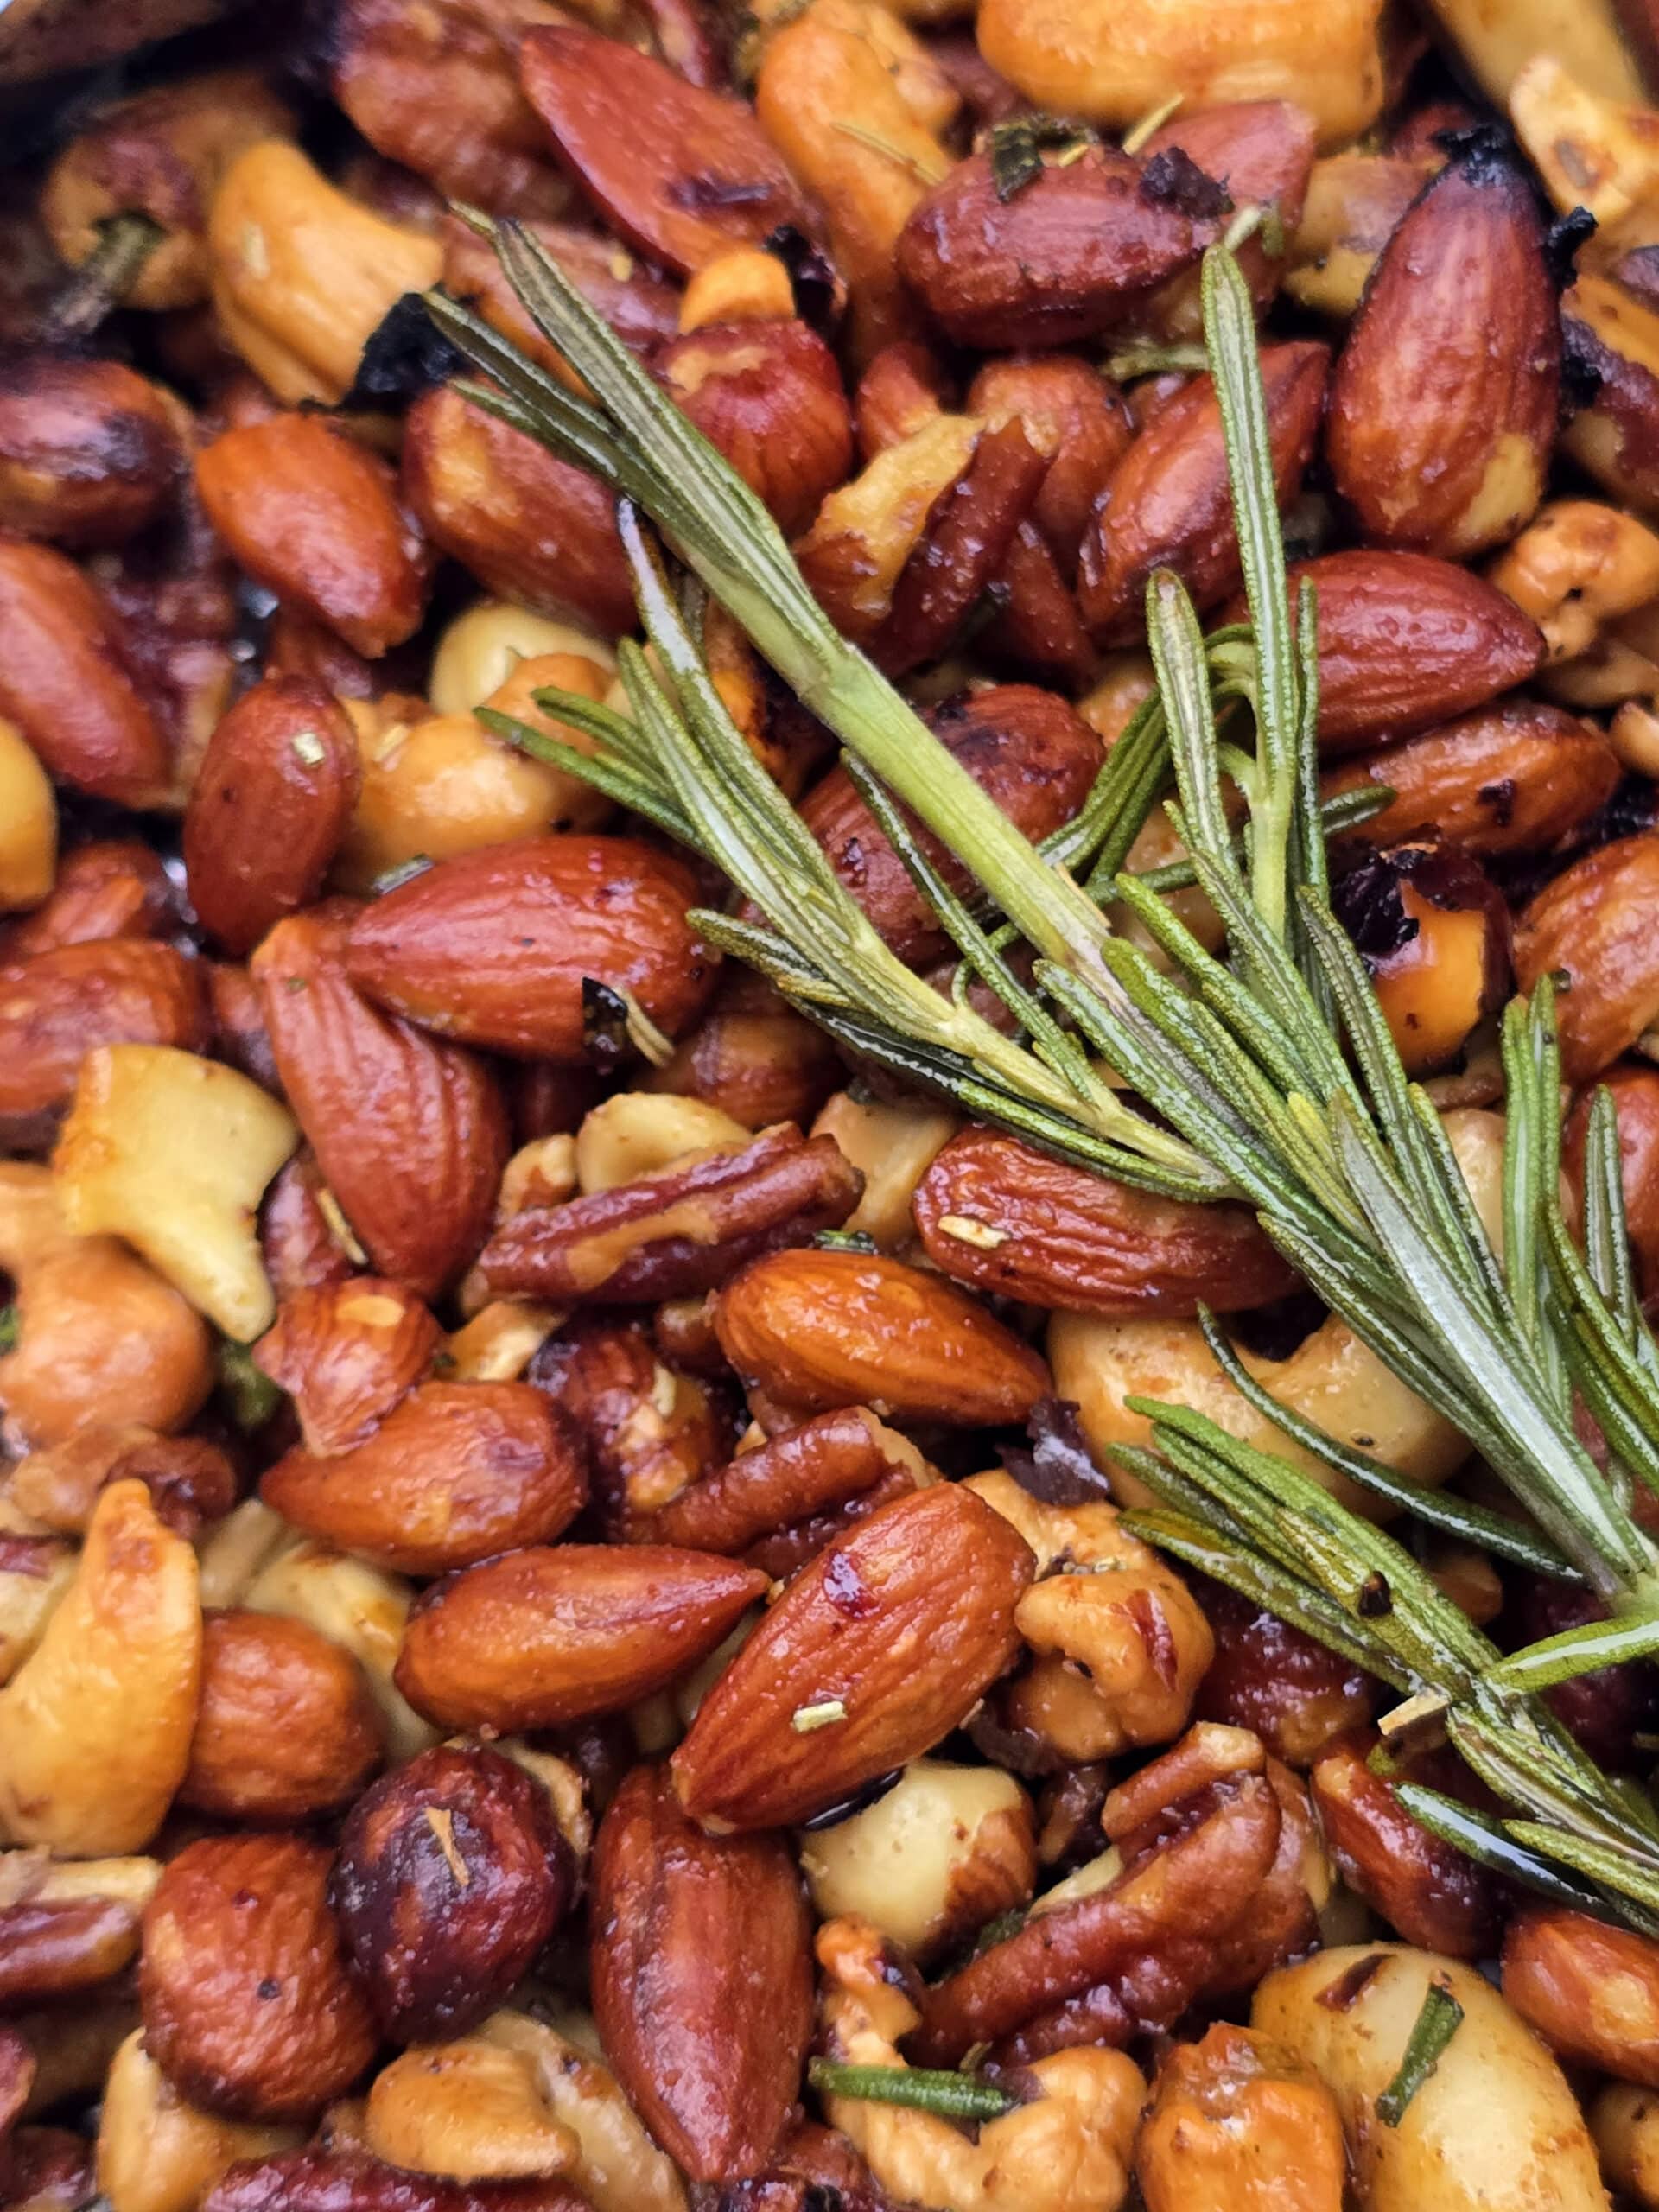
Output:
[
  {"xmin": 0, "ymin": 717, "xmax": 56, "ymax": 914},
  {"xmin": 427, "ymin": 601, "xmax": 618, "ymax": 717},
  {"xmin": 365, "ymin": 2040, "xmax": 578, "ymax": 2180},
  {"xmin": 573, "ymin": 1091, "xmax": 751, "ymax": 1194},
  {"xmin": 245, "ymin": 1538, "xmax": 438, "ymax": 1764},
  {"xmin": 97, "ymin": 2031, "xmax": 302, "ymax": 2212},
  {"xmin": 478, "ymin": 2012, "xmax": 688, "ymax": 2212},
  {"xmin": 810, "ymin": 1090, "xmax": 957, "ymax": 1249},
  {"xmin": 1488, "ymin": 499, "xmax": 1659, "ymax": 663}
]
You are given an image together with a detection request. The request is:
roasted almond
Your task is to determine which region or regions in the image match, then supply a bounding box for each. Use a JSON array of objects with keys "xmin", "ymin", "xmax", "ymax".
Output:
[
  {"xmin": 671, "ymin": 1482, "xmax": 1034, "ymax": 1830},
  {"xmin": 254, "ymin": 1276, "xmax": 440, "ymax": 1455},
  {"xmin": 0, "ymin": 939, "xmax": 208, "ymax": 1136},
  {"xmin": 913, "ymin": 1129, "xmax": 1299, "ymax": 1316},
  {"xmin": 440, "ymin": 213, "xmax": 680, "ymax": 386},
  {"xmin": 344, "ymin": 835, "xmax": 715, "ymax": 1062},
  {"xmin": 874, "ymin": 416, "xmax": 1047, "ymax": 675},
  {"xmin": 897, "ymin": 143, "xmax": 1213, "ymax": 350},
  {"xmin": 1514, "ymin": 833, "xmax": 1659, "ymax": 1080},
  {"xmin": 518, "ymin": 26, "xmax": 813, "ymax": 275},
  {"xmin": 251, "ymin": 905, "xmax": 509, "ymax": 1299},
  {"xmin": 394, "ymin": 1544, "xmax": 768, "ymax": 1732},
  {"xmin": 1077, "ymin": 341, "xmax": 1329, "ymax": 643},
  {"xmin": 1134, "ymin": 102, "xmax": 1318, "ymax": 335},
  {"xmin": 203, "ymin": 2148, "xmax": 588, "ymax": 2212},
  {"xmin": 181, "ymin": 1609, "xmax": 384, "ymax": 1824},
  {"xmin": 262, "ymin": 1380, "xmax": 588, "ymax": 1575},
  {"xmin": 1309, "ymin": 1730, "xmax": 1497, "ymax": 1958},
  {"xmin": 592, "ymin": 1764, "xmax": 812, "ymax": 2179},
  {"xmin": 0, "ymin": 838, "xmax": 176, "ymax": 960},
  {"xmin": 656, "ymin": 319, "xmax": 854, "ymax": 537},
  {"xmin": 0, "ymin": 541, "xmax": 169, "ymax": 807},
  {"xmin": 183, "ymin": 678, "xmax": 361, "ymax": 957},
  {"xmin": 1327, "ymin": 131, "xmax": 1559, "ymax": 558},
  {"xmin": 0, "ymin": 352, "xmax": 188, "ymax": 548},
  {"xmin": 1565, "ymin": 1064, "xmax": 1659, "ymax": 1301},
  {"xmin": 714, "ymin": 1248, "xmax": 1049, "ymax": 1424}
]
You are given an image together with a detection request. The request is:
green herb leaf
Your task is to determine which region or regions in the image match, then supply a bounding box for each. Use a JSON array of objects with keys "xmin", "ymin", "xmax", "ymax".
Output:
[
  {"xmin": 1375, "ymin": 1981, "xmax": 1464, "ymax": 2126},
  {"xmin": 808, "ymin": 2059, "xmax": 1018, "ymax": 2120}
]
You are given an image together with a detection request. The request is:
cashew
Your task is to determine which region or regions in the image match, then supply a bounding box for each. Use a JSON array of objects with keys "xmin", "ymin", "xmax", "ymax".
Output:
[
  {"xmin": 0, "ymin": 1853, "xmax": 162, "ymax": 1910},
  {"xmin": 365, "ymin": 2039, "xmax": 579, "ymax": 2180},
  {"xmin": 54, "ymin": 1045, "xmax": 297, "ymax": 1341},
  {"xmin": 0, "ymin": 716, "xmax": 56, "ymax": 913},
  {"xmin": 0, "ymin": 1535, "xmax": 74, "ymax": 1687},
  {"xmin": 1254, "ymin": 1945, "xmax": 1607, "ymax": 2211},
  {"xmin": 1135, "ymin": 2021, "xmax": 1346, "ymax": 2212},
  {"xmin": 1285, "ymin": 153, "xmax": 1436, "ymax": 322},
  {"xmin": 499, "ymin": 1136, "xmax": 581, "ymax": 1219},
  {"xmin": 1490, "ymin": 500, "xmax": 1659, "ymax": 664},
  {"xmin": 966, "ymin": 1469, "xmax": 1215, "ymax": 1759},
  {"xmin": 680, "ymin": 250, "xmax": 796, "ymax": 331},
  {"xmin": 477, "ymin": 2012, "xmax": 689, "ymax": 2212},
  {"xmin": 800, "ymin": 1759, "xmax": 1036, "ymax": 1961},
  {"xmin": 795, "ymin": 415, "xmax": 980, "ymax": 637},
  {"xmin": 810, "ymin": 1091, "xmax": 958, "ymax": 1249},
  {"xmin": 429, "ymin": 600, "xmax": 618, "ymax": 715},
  {"xmin": 97, "ymin": 2030, "xmax": 301, "ymax": 2212},
  {"xmin": 245, "ymin": 1538, "xmax": 438, "ymax": 1762},
  {"xmin": 574, "ymin": 1091, "xmax": 752, "ymax": 1194},
  {"xmin": 443, "ymin": 1300, "xmax": 567, "ymax": 1382},
  {"xmin": 817, "ymin": 1915, "xmax": 1144, "ymax": 2212},
  {"xmin": 1592, "ymin": 2081, "xmax": 1659, "ymax": 2207},
  {"xmin": 1510, "ymin": 58, "xmax": 1659, "ymax": 226},
  {"xmin": 1420, "ymin": 0, "xmax": 1643, "ymax": 105},
  {"xmin": 194, "ymin": 1498, "xmax": 302, "ymax": 1611},
  {"xmin": 0, "ymin": 1479, "xmax": 200, "ymax": 1855},
  {"xmin": 488, "ymin": 1739, "xmax": 593, "ymax": 1869}
]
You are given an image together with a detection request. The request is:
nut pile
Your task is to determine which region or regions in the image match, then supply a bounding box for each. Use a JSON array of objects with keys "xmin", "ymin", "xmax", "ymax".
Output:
[{"xmin": 5, "ymin": 3, "xmax": 1659, "ymax": 2209}]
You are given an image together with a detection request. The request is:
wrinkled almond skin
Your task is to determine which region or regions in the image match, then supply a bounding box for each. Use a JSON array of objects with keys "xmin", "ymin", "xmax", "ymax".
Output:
[
  {"xmin": 1077, "ymin": 341, "xmax": 1328, "ymax": 643},
  {"xmin": 671, "ymin": 1483, "xmax": 1034, "ymax": 1830},
  {"xmin": 897, "ymin": 145, "xmax": 1211, "ymax": 350},
  {"xmin": 0, "ymin": 353, "xmax": 187, "ymax": 547},
  {"xmin": 401, "ymin": 385, "xmax": 635, "ymax": 633},
  {"xmin": 0, "ymin": 939, "xmax": 208, "ymax": 1134},
  {"xmin": 1324, "ymin": 700, "xmax": 1620, "ymax": 857},
  {"xmin": 184, "ymin": 678, "xmax": 361, "ymax": 957},
  {"xmin": 254, "ymin": 1276, "xmax": 440, "ymax": 1455},
  {"xmin": 1514, "ymin": 835, "xmax": 1659, "ymax": 1081},
  {"xmin": 344, "ymin": 836, "xmax": 715, "ymax": 1062},
  {"xmin": 592, "ymin": 1764, "xmax": 812, "ymax": 2180},
  {"xmin": 0, "ymin": 541, "xmax": 168, "ymax": 806},
  {"xmin": 1503, "ymin": 1905, "xmax": 1659, "ymax": 2084},
  {"xmin": 262, "ymin": 1380, "xmax": 588, "ymax": 1575},
  {"xmin": 181, "ymin": 1610, "xmax": 385, "ymax": 1823},
  {"xmin": 140, "ymin": 1835, "xmax": 377, "ymax": 2121},
  {"xmin": 395, "ymin": 1545, "xmax": 768, "ymax": 1732},
  {"xmin": 195, "ymin": 417, "xmax": 432, "ymax": 659},
  {"xmin": 1565, "ymin": 1064, "xmax": 1659, "ymax": 1300},
  {"xmin": 715, "ymin": 1249, "xmax": 1049, "ymax": 1425},
  {"xmin": 518, "ymin": 26, "xmax": 812, "ymax": 275},
  {"xmin": 1327, "ymin": 136, "xmax": 1559, "ymax": 559},
  {"xmin": 205, "ymin": 2149, "xmax": 588, "ymax": 2212},
  {"xmin": 330, "ymin": 1744, "xmax": 573, "ymax": 2043},
  {"xmin": 913, "ymin": 1130, "xmax": 1298, "ymax": 1317},
  {"xmin": 251, "ymin": 906, "xmax": 509, "ymax": 1299},
  {"xmin": 791, "ymin": 684, "xmax": 1102, "ymax": 966},
  {"xmin": 0, "ymin": 838, "xmax": 176, "ymax": 961},
  {"xmin": 656, "ymin": 320, "xmax": 854, "ymax": 537},
  {"xmin": 1308, "ymin": 1732, "xmax": 1497, "ymax": 1957}
]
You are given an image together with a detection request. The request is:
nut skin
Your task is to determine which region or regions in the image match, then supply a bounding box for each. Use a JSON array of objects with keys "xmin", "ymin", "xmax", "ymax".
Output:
[
  {"xmin": 251, "ymin": 906, "xmax": 509, "ymax": 1300},
  {"xmin": 262, "ymin": 1381, "xmax": 588, "ymax": 1576},
  {"xmin": 184, "ymin": 679, "xmax": 361, "ymax": 957},
  {"xmin": 1192, "ymin": 1578, "xmax": 1373, "ymax": 1767},
  {"xmin": 0, "ymin": 353, "xmax": 187, "ymax": 548},
  {"xmin": 395, "ymin": 1546, "xmax": 769, "ymax": 1733},
  {"xmin": 643, "ymin": 1407, "xmax": 913, "ymax": 1554},
  {"xmin": 1327, "ymin": 137, "xmax": 1560, "ymax": 559},
  {"xmin": 402, "ymin": 386, "xmax": 635, "ymax": 634},
  {"xmin": 1135, "ymin": 103, "xmax": 1319, "ymax": 335},
  {"xmin": 0, "ymin": 1897, "xmax": 140, "ymax": 2008},
  {"xmin": 1340, "ymin": 842, "xmax": 1511, "ymax": 1079},
  {"xmin": 714, "ymin": 1248, "xmax": 1050, "ymax": 1425},
  {"xmin": 641, "ymin": 972, "xmax": 844, "ymax": 1133},
  {"xmin": 260, "ymin": 1152, "xmax": 355, "ymax": 1303},
  {"xmin": 655, "ymin": 320, "xmax": 854, "ymax": 537},
  {"xmin": 874, "ymin": 416, "xmax": 1048, "ymax": 676},
  {"xmin": 1077, "ymin": 341, "xmax": 1329, "ymax": 643},
  {"xmin": 253, "ymin": 1276, "xmax": 440, "ymax": 1456},
  {"xmin": 181, "ymin": 1610, "xmax": 384, "ymax": 1824},
  {"xmin": 913, "ymin": 1128, "xmax": 1299, "ymax": 1316},
  {"xmin": 964, "ymin": 354, "xmax": 1135, "ymax": 575},
  {"xmin": 1308, "ymin": 1732, "xmax": 1497, "ymax": 1957},
  {"xmin": 671, "ymin": 1483, "xmax": 1036, "ymax": 1831},
  {"xmin": 330, "ymin": 1745, "xmax": 573, "ymax": 2044},
  {"xmin": 1323, "ymin": 699, "xmax": 1620, "ymax": 857},
  {"xmin": 343, "ymin": 836, "xmax": 716, "ymax": 1063},
  {"xmin": 518, "ymin": 26, "xmax": 812, "ymax": 276},
  {"xmin": 531, "ymin": 1317, "xmax": 733, "ymax": 1541},
  {"xmin": 0, "ymin": 542, "xmax": 169, "ymax": 807},
  {"xmin": 1, "ymin": 838, "xmax": 176, "ymax": 961},
  {"xmin": 1503, "ymin": 1905, "xmax": 1659, "ymax": 2084},
  {"xmin": 0, "ymin": 939, "xmax": 209, "ymax": 1136},
  {"xmin": 204, "ymin": 2149, "xmax": 590, "ymax": 2212},
  {"xmin": 592, "ymin": 1764, "xmax": 812, "ymax": 2180},
  {"xmin": 140, "ymin": 1836, "xmax": 378, "ymax": 2122},
  {"xmin": 195, "ymin": 418, "xmax": 432, "ymax": 660},
  {"xmin": 1565, "ymin": 1063, "xmax": 1659, "ymax": 1300},
  {"xmin": 1514, "ymin": 833, "xmax": 1659, "ymax": 1081},
  {"xmin": 1561, "ymin": 275, "xmax": 1659, "ymax": 518}
]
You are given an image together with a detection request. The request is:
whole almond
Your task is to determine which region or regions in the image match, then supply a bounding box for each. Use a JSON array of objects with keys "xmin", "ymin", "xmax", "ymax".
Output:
[
  {"xmin": 0, "ymin": 541, "xmax": 168, "ymax": 806},
  {"xmin": 593, "ymin": 1764, "xmax": 812, "ymax": 2180},
  {"xmin": 0, "ymin": 938, "xmax": 208, "ymax": 1134},
  {"xmin": 671, "ymin": 1483, "xmax": 1034, "ymax": 1830},
  {"xmin": 1327, "ymin": 132, "xmax": 1559, "ymax": 558},
  {"xmin": 262, "ymin": 1380, "xmax": 588, "ymax": 1575},
  {"xmin": 0, "ymin": 352, "xmax": 187, "ymax": 547},
  {"xmin": 913, "ymin": 1128, "xmax": 1299, "ymax": 1316},
  {"xmin": 394, "ymin": 1544, "xmax": 768, "ymax": 1732},
  {"xmin": 183, "ymin": 678, "xmax": 360, "ymax": 957},
  {"xmin": 1134, "ymin": 103, "xmax": 1318, "ymax": 334},
  {"xmin": 656, "ymin": 320, "xmax": 854, "ymax": 537},
  {"xmin": 344, "ymin": 835, "xmax": 716, "ymax": 1062},
  {"xmin": 251, "ymin": 905, "xmax": 508, "ymax": 1298},
  {"xmin": 1077, "ymin": 340, "xmax": 1329, "ymax": 643},
  {"xmin": 254, "ymin": 1276, "xmax": 440, "ymax": 1455},
  {"xmin": 181, "ymin": 1610, "xmax": 384, "ymax": 1823},
  {"xmin": 1514, "ymin": 833, "xmax": 1659, "ymax": 1081},
  {"xmin": 714, "ymin": 1248, "xmax": 1049, "ymax": 1425}
]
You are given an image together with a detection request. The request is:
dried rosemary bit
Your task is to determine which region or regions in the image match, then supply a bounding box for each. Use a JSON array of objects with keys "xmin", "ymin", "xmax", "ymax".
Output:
[
  {"xmin": 1376, "ymin": 1980, "xmax": 1464, "ymax": 2126},
  {"xmin": 808, "ymin": 2058, "xmax": 1017, "ymax": 2120},
  {"xmin": 45, "ymin": 212, "xmax": 166, "ymax": 342},
  {"xmin": 987, "ymin": 115, "xmax": 1097, "ymax": 202}
]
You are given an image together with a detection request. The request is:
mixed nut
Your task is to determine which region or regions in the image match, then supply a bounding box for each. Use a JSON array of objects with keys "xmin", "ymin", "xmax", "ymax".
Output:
[{"xmin": 11, "ymin": 0, "xmax": 1659, "ymax": 2208}]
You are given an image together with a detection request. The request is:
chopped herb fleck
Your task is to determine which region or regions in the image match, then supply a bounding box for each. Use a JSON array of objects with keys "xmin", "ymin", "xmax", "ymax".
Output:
[
  {"xmin": 1376, "ymin": 1980, "xmax": 1463, "ymax": 2126},
  {"xmin": 791, "ymin": 1699, "xmax": 849, "ymax": 1733}
]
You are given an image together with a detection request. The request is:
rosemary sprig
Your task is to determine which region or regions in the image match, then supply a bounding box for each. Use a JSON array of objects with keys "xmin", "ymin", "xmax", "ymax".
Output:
[{"xmin": 1376, "ymin": 1982, "xmax": 1463, "ymax": 2126}]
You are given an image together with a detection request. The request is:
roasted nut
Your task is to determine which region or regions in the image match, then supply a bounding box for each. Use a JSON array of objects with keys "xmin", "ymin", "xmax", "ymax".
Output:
[
  {"xmin": 1560, "ymin": 275, "xmax": 1659, "ymax": 517},
  {"xmin": 251, "ymin": 906, "xmax": 510, "ymax": 1300},
  {"xmin": 245, "ymin": 1541, "xmax": 436, "ymax": 1764},
  {"xmin": 642, "ymin": 976, "xmax": 842, "ymax": 1134},
  {"xmin": 914, "ymin": 1129, "xmax": 1297, "ymax": 1315},
  {"xmin": 1566, "ymin": 1064, "xmax": 1659, "ymax": 1299},
  {"xmin": 254, "ymin": 1277, "xmax": 439, "ymax": 1456},
  {"xmin": 442, "ymin": 214, "xmax": 682, "ymax": 389},
  {"xmin": 364, "ymin": 2038, "xmax": 576, "ymax": 2181},
  {"xmin": 181, "ymin": 1611, "xmax": 384, "ymax": 1823},
  {"xmin": 1322, "ymin": 701, "xmax": 1620, "ymax": 858},
  {"xmin": 395, "ymin": 1544, "xmax": 767, "ymax": 1732},
  {"xmin": 1309, "ymin": 1732, "xmax": 1497, "ymax": 1956},
  {"xmin": 809, "ymin": 1090, "xmax": 957, "ymax": 1249},
  {"xmin": 679, "ymin": 249, "xmax": 795, "ymax": 331},
  {"xmin": 2, "ymin": 839, "xmax": 175, "ymax": 959},
  {"xmin": 344, "ymin": 835, "xmax": 715, "ymax": 1062},
  {"xmin": 1133, "ymin": 102, "xmax": 1319, "ymax": 336},
  {"xmin": 0, "ymin": 939, "xmax": 209, "ymax": 1141},
  {"xmin": 429, "ymin": 601, "xmax": 617, "ymax": 721},
  {"xmin": 715, "ymin": 1248, "xmax": 1049, "ymax": 1424},
  {"xmin": 0, "ymin": 542, "xmax": 169, "ymax": 808},
  {"xmin": 1327, "ymin": 134, "xmax": 1558, "ymax": 559},
  {"xmin": 965, "ymin": 354, "xmax": 1134, "ymax": 574},
  {"xmin": 1489, "ymin": 498, "xmax": 1659, "ymax": 666},
  {"xmin": 402, "ymin": 385, "xmax": 635, "ymax": 634},
  {"xmin": 259, "ymin": 1153, "xmax": 354, "ymax": 1305},
  {"xmin": 207, "ymin": 142, "xmax": 444, "ymax": 404},
  {"xmin": 202, "ymin": 2147, "xmax": 590, "ymax": 2210},
  {"xmin": 799, "ymin": 1758, "xmax": 1035, "ymax": 1960},
  {"xmin": 1332, "ymin": 842, "xmax": 1510, "ymax": 1077},
  {"xmin": 797, "ymin": 411, "xmax": 981, "ymax": 642},
  {"xmin": 196, "ymin": 417, "xmax": 431, "ymax": 661},
  {"xmin": 1077, "ymin": 342, "xmax": 1328, "ymax": 642},
  {"xmin": 1136, "ymin": 2022, "xmax": 1345, "ymax": 2212},
  {"xmin": 1591, "ymin": 2080, "xmax": 1659, "ymax": 2208},
  {"xmin": 96, "ymin": 2031, "xmax": 302, "ymax": 2212},
  {"xmin": 1285, "ymin": 150, "xmax": 1433, "ymax": 320},
  {"xmin": 643, "ymin": 1407, "xmax": 921, "ymax": 1554},
  {"xmin": 0, "ymin": 1535, "xmax": 76, "ymax": 1688},
  {"xmin": 262, "ymin": 1380, "xmax": 587, "ymax": 1574},
  {"xmin": 1510, "ymin": 54, "xmax": 1659, "ymax": 226},
  {"xmin": 477, "ymin": 2012, "xmax": 688, "ymax": 2212},
  {"xmin": 0, "ymin": 721, "xmax": 55, "ymax": 918},
  {"xmin": 856, "ymin": 341, "xmax": 951, "ymax": 459},
  {"xmin": 0, "ymin": 1894, "xmax": 141, "ymax": 2010},
  {"xmin": 654, "ymin": 319, "xmax": 853, "ymax": 536},
  {"xmin": 184, "ymin": 680, "xmax": 360, "ymax": 956},
  {"xmin": 0, "ymin": 354, "xmax": 187, "ymax": 548},
  {"xmin": 11, "ymin": 1425, "xmax": 235, "ymax": 1539},
  {"xmin": 532, "ymin": 1315, "xmax": 729, "ymax": 1537},
  {"xmin": 1192, "ymin": 1579, "xmax": 1372, "ymax": 1766},
  {"xmin": 331, "ymin": 1744, "xmax": 574, "ymax": 2043},
  {"xmin": 0, "ymin": 1480, "xmax": 200, "ymax": 1855},
  {"xmin": 592, "ymin": 1764, "xmax": 811, "ymax": 2178},
  {"xmin": 671, "ymin": 1482, "xmax": 1034, "ymax": 1830},
  {"xmin": 1514, "ymin": 834, "xmax": 1659, "ymax": 1080},
  {"xmin": 141, "ymin": 1835, "xmax": 376, "ymax": 2121}
]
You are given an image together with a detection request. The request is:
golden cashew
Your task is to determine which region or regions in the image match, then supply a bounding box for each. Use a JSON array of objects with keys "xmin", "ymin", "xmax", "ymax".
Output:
[
  {"xmin": 365, "ymin": 2039, "xmax": 578, "ymax": 2180},
  {"xmin": 1419, "ymin": 0, "xmax": 1641, "ymax": 106},
  {"xmin": 429, "ymin": 601, "xmax": 618, "ymax": 716},
  {"xmin": 1591, "ymin": 2081, "xmax": 1659, "ymax": 2207},
  {"xmin": 1135, "ymin": 2022, "xmax": 1346, "ymax": 2212},
  {"xmin": 1510, "ymin": 57, "xmax": 1659, "ymax": 226},
  {"xmin": 1489, "ymin": 499, "xmax": 1659, "ymax": 664},
  {"xmin": 574, "ymin": 1092, "xmax": 752, "ymax": 1195},
  {"xmin": 0, "ymin": 716, "xmax": 56, "ymax": 914},
  {"xmin": 245, "ymin": 1538, "xmax": 438, "ymax": 1763},
  {"xmin": 811, "ymin": 1091, "xmax": 958, "ymax": 1249},
  {"xmin": 194, "ymin": 1499, "xmax": 302, "ymax": 1611},
  {"xmin": 477, "ymin": 2011, "xmax": 689, "ymax": 2212},
  {"xmin": 97, "ymin": 2030, "xmax": 301, "ymax": 2212},
  {"xmin": 0, "ymin": 1534, "xmax": 75, "ymax": 1688},
  {"xmin": 680, "ymin": 250, "xmax": 796, "ymax": 331}
]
